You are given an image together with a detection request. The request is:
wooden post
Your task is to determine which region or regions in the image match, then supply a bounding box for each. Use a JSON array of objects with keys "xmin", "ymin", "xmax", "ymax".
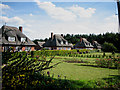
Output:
[{"xmin": 117, "ymin": 0, "xmax": 120, "ymax": 33}]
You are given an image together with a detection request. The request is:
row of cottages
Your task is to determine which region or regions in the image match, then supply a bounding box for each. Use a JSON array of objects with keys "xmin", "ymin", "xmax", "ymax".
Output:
[
  {"xmin": 0, "ymin": 25, "xmax": 36, "ymax": 52},
  {"xmin": 74, "ymin": 37, "xmax": 101, "ymax": 50},
  {"xmin": 40, "ymin": 33, "xmax": 101, "ymax": 50},
  {"xmin": 0, "ymin": 25, "xmax": 101, "ymax": 51},
  {"xmin": 42, "ymin": 32, "xmax": 73, "ymax": 50}
]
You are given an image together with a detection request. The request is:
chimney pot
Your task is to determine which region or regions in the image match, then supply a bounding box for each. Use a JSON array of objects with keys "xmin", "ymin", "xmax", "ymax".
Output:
[
  {"xmin": 19, "ymin": 26, "xmax": 22, "ymax": 32},
  {"xmin": 51, "ymin": 32, "xmax": 53, "ymax": 40},
  {"xmin": 80, "ymin": 37, "xmax": 82, "ymax": 42}
]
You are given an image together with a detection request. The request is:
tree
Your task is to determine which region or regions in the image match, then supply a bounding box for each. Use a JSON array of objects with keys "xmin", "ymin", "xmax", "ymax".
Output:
[{"xmin": 102, "ymin": 42, "xmax": 117, "ymax": 52}]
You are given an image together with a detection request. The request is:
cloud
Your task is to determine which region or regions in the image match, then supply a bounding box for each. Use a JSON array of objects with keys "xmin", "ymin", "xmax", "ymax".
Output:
[
  {"xmin": 0, "ymin": 4, "xmax": 11, "ymax": 15},
  {"xmin": 14, "ymin": 13, "xmax": 118, "ymax": 40},
  {"xmin": 0, "ymin": 4, "xmax": 10, "ymax": 9},
  {"xmin": 103, "ymin": 15, "xmax": 118, "ymax": 32},
  {"xmin": 29, "ymin": 13, "xmax": 33, "ymax": 16},
  {"xmin": 50, "ymin": 20, "xmax": 118, "ymax": 35},
  {"xmin": 68, "ymin": 5, "xmax": 96, "ymax": 18},
  {"xmin": 105, "ymin": 15, "xmax": 118, "ymax": 21},
  {"xmin": 0, "ymin": 16, "xmax": 25, "ymax": 25},
  {"xmin": 34, "ymin": 0, "xmax": 96, "ymax": 21},
  {"xmin": 34, "ymin": 0, "xmax": 76, "ymax": 21},
  {"xmin": 0, "ymin": 2, "xmax": 117, "ymax": 40}
]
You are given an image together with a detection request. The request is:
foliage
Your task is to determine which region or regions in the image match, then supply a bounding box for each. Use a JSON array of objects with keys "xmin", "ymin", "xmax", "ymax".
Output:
[
  {"xmin": 102, "ymin": 42, "xmax": 117, "ymax": 52},
  {"xmin": 2, "ymin": 52, "xmax": 61, "ymax": 89},
  {"xmin": 32, "ymin": 49, "xmax": 91, "ymax": 58},
  {"xmin": 2, "ymin": 51, "xmax": 120, "ymax": 89},
  {"xmin": 30, "ymin": 50, "xmax": 120, "ymax": 59},
  {"xmin": 83, "ymin": 76, "xmax": 120, "ymax": 89},
  {"xmin": 63, "ymin": 33, "xmax": 120, "ymax": 51},
  {"xmin": 95, "ymin": 57, "xmax": 120, "ymax": 68}
]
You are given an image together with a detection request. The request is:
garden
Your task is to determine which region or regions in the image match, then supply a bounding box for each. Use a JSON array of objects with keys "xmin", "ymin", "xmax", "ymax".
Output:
[{"xmin": 2, "ymin": 49, "xmax": 120, "ymax": 89}]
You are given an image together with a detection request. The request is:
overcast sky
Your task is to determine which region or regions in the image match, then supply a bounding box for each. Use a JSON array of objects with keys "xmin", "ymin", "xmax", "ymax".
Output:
[{"xmin": 0, "ymin": 0, "xmax": 119, "ymax": 40}]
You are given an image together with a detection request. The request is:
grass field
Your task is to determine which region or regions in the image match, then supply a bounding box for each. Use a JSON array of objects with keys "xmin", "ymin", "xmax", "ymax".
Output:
[
  {"xmin": 43, "ymin": 56, "xmax": 119, "ymax": 81},
  {"xmin": 2, "ymin": 52, "xmax": 120, "ymax": 89}
]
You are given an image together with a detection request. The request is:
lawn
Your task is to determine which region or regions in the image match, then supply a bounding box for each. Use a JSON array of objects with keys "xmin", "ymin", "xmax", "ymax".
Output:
[
  {"xmin": 2, "ymin": 52, "xmax": 120, "ymax": 89},
  {"xmin": 44, "ymin": 56, "xmax": 119, "ymax": 81}
]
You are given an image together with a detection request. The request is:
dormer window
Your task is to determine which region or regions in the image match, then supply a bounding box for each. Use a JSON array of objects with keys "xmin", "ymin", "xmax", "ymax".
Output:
[
  {"xmin": 21, "ymin": 37, "xmax": 26, "ymax": 42},
  {"xmin": 8, "ymin": 37, "xmax": 15, "ymax": 42},
  {"xmin": 61, "ymin": 41, "xmax": 63, "ymax": 44},
  {"xmin": 66, "ymin": 41, "xmax": 68, "ymax": 45}
]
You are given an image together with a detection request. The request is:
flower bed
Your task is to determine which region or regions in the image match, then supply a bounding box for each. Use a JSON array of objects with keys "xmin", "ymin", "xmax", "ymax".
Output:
[{"xmin": 95, "ymin": 57, "xmax": 120, "ymax": 68}]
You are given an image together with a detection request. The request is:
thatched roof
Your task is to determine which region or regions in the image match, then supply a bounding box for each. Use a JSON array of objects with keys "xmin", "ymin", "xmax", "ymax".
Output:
[
  {"xmin": 37, "ymin": 41, "xmax": 45, "ymax": 48},
  {"xmin": 74, "ymin": 38, "xmax": 93, "ymax": 48},
  {"xmin": 92, "ymin": 41, "xmax": 101, "ymax": 49},
  {"xmin": 43, "ymin": 34, "xmax": 72, "ymax": 47},
  {"xmin": 1, "ymin": 25, "xmax": 35, "ymax": 46}
]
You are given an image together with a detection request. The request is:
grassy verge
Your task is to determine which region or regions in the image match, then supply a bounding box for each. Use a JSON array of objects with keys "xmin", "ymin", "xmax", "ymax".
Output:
[{"xmin": 44, "ymin": 56, "xmax": 119, "ymax": 81}]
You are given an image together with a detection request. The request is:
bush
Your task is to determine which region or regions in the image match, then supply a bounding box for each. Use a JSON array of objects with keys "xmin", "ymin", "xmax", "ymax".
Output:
[
  {"xmin": 2, "ymin": 51, "xmax": 59, "ymax": 89},
  {"xmin": 31, "ymin": 49, "xmax": 90, "ymax": 58},
  {"xmin": 102, "ymin": 42, "xmax": 117, "ymax": 52},
  {"xmin": 95, "ymin": 57, "xmax": 120, "ymax": 68}
]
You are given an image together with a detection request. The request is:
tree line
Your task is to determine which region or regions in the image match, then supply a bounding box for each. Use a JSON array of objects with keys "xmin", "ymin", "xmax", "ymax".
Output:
[{"xmin": 33, "ymin": 32, "xmax": 120, "ymax": 52}]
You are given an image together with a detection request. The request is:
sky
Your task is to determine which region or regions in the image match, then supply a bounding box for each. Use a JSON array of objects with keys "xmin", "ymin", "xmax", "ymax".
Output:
[{"xmin": 0, "ymin": 0, "xmax": 119, "ymax": 40}]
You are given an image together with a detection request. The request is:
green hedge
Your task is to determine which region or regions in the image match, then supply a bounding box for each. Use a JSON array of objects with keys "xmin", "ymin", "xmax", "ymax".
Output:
[{"xmin": 32, "ymin": 49, "xmax": 90, "ymax": 57}]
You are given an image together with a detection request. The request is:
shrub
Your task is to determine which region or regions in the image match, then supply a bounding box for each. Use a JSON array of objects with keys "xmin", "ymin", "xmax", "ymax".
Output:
[
  {"xmin": 2, "ymin": 51, "xmax": 61, "ymax": 89},
  {"xmin": 102, "ymin": 42, "xmax": 117, "ymax": 52},
  {"xmin": 95, "ymin": 57, "xmax": 120, "ymax": 68}
]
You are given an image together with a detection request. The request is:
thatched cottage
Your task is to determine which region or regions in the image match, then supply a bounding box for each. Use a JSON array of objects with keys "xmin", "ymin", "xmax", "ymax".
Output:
[
  {"xmin": 43, "ymin": 32, "xmax": 73, "ymax": 50},
  {"xmin": 74, "ymin": 37, "xmax": 94, "ymax": 50},
  {"xmin": 0, "ymin": 25, "xmax": 36, "ymax": 52}
]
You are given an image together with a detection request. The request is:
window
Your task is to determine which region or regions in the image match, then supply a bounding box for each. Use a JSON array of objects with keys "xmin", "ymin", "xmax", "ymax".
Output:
[
  {"xmin": 25, "ymin": 47, "xmax": 31, "ymax": 51},
  {"xmin": 16, "ymin": 46, "xmax": 19, "ymax": 51},
  {"xmin": 8, "ymin": 37, "xmax": 15, "ymax": 42},
  {"xmin": 61, "ymin": 41, "xmax": 63, "ymax": 44},
  {"xmin": 21, "ymin": 38, "xmax": 26, "ymax": 42},
  {"xmin": 58, "ymin": 47, "xmax": 62, "ymax": 50},
  {"xmin": 63, "ymin": 47, "xmax": 66, "ymax": 50},
  {"xmin": 66, "ymin": 41, "xmax": 68, "ymax": 45},
  {"xmin": 68, "ymin": 48, "xmax": 71, "ymax": 50}
]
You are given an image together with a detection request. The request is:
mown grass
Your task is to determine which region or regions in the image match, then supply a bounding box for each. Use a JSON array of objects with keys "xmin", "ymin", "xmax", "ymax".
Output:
[{"xmin": 44, "ymin": 56, "xmax": 119, "ymax": 81}]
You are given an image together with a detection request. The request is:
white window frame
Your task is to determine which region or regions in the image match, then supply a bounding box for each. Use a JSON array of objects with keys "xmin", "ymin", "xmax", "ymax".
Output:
[
  {"xmin": 21, "ymin": 38, "xmax": 26, "ymax": 42},
  {"xmin": 8, "ymin": 37, "xmax": 15, "ymax": 42},
  {"xmin": 66, "ymin": 41, "xmax": 68, "ymax": 45},
  {"xmin": 61, "ymin": 41, "xmax": 63, "ymax": 45}
]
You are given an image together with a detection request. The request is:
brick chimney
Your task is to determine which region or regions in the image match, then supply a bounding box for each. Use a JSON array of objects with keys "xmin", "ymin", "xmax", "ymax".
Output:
[
  {"xmin": 51, "ymin": 32, "xmax": 53, "ymax": 40},
  {"xmin": 19, "ymin": 26, "xmax": 22, "ymax": 32},
  {"xmin": 80, "ymin": 37, "xmax": 82, "ymax": 42}
]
